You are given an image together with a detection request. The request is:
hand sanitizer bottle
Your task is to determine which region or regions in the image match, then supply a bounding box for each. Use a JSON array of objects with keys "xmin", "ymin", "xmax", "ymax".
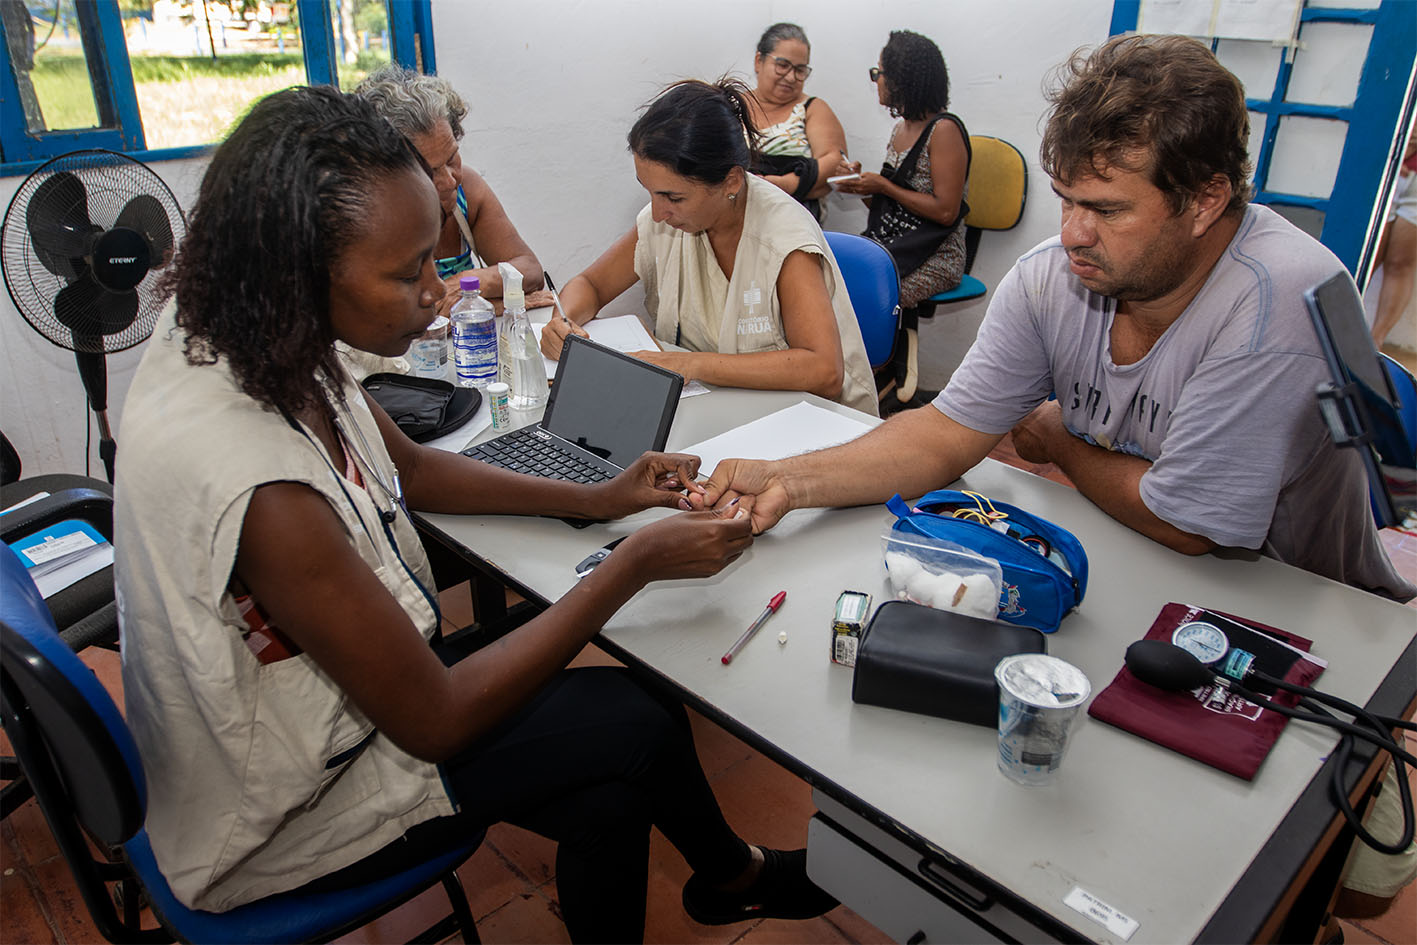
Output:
[{"xmin": 498, "ymin": 263, "xmax": 547, "ymax": 410}]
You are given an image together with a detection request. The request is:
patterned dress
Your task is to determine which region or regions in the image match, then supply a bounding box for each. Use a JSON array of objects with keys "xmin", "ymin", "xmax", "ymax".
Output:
[
  {"xmin": 754, "ymin": 98, "xmax": 821, "ymax": 220},
  {"xmin": 882, "ymin": 119, "xmax": 968, "ymax": 308}
]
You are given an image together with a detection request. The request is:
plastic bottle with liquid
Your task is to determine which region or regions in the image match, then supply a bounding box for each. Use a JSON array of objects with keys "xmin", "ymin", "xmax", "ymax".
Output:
[
  {"xmin": 408, "ymin": 315, "xmax": 449, "ymax": 380},
  {"xmin": 449, "ymin": 275, "xmax": 497, "ymax": 388},
  {"xmin": 497, "ymin": 262, "xmax": 547, "ymax": 409}
]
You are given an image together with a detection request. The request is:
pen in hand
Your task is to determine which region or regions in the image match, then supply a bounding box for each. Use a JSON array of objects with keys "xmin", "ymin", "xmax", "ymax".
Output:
[
  {"xmin": 722, "ymin": 591, "xmax": 787, "ymax": 665},
  {"xmin": 543, "ymin": 272, "xmax": 573, "ymax": 326}
]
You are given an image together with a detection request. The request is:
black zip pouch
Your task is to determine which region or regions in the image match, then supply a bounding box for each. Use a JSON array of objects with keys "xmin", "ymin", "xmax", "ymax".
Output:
[
  {"xmin": 361, "ymin": 373, "xmax": 480, "ymax": 443},
  {"xmin": 852, "ymin": 600, "xmax": 1047, "ymax": 727}
]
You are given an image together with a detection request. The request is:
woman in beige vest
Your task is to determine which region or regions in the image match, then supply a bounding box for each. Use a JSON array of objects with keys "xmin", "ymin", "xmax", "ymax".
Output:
[
  {"xmin": 116, "ymin": 86, "xmax": 834, "ymax": 937},
  {"xmin": 539, "ymin": 79, "xmax": 878, "ymax": 416}
]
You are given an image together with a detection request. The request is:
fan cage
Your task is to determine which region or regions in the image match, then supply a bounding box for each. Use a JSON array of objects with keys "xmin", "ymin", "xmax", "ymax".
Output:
[{"xmin": 2, "ymin": 149, "xmax": 186, "ymax": 355}]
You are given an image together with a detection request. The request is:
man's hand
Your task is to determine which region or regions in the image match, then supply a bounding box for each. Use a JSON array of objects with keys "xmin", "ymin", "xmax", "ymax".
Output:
[
  {"xmin": 1010, "ymin": 400, "xmax": 1068, "ymax": 466},
  {"xmin": 691, "ymin": 458, "xmax": 792, "ymax": 534},
  {"xmin": 539, "ymin": 313, "xmax": 589, "ymax": 360},
  {"xmin": 591, "ymin": 451, "xmax": 704, "ymax": 520}
]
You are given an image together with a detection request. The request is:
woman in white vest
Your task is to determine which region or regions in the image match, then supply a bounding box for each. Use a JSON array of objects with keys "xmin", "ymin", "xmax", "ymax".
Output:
[
  {"xmin": 115, "ymin": 86, "xmax": 834, "ymax": 939},
  {"xmin": 539, "ymin": 78, "xmax": 879, "ymax": 417}
]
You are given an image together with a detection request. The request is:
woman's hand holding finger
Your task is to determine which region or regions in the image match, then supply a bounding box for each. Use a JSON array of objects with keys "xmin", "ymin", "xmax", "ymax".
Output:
[{"xmin": 622, "ymin": 508, "xmax": 754, "ymax": 582}]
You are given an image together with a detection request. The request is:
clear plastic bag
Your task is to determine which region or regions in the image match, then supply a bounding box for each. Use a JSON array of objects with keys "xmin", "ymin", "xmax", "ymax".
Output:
[{"xmin": 881, "ymin": 532, "xmax": 1002, "ymax": 621}]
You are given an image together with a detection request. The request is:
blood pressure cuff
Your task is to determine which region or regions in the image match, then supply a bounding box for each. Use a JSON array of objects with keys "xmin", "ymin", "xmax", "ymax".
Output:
[
  {"xmin": 852, "ymin": 600, "xmax": 1047, "ymax": 727},
  {"xmin": 361, "ymin": 373, "xmax": 480, "ymax": 443}
]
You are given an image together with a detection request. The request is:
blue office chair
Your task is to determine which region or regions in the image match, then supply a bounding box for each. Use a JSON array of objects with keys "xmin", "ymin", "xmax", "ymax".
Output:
[
  {"xmin": 1371, "ymin": 353, "xmax": 1417, "ymax": 523},
  {"xmin": 0, "ymin": 542, "xmax": 482, "ymax": 944},
  {"xmin": 895, "ymin": 136, "xmax": 1028, "ymax": 403},
  {"xmin": 824, "ymin": 231, "xmax": 900, "ymax": 371}
]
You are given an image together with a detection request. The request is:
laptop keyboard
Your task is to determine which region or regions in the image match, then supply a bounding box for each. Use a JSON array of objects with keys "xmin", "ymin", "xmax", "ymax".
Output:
[{"xmin": 462, "ymin": 427, "xmax": 615, "ymax": 484}]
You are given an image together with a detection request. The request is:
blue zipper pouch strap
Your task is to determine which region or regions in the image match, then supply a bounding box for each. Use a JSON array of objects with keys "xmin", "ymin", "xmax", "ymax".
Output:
[{"xmin": 886, "ymin": 491, "xmax": 1088, "ymax": 632}]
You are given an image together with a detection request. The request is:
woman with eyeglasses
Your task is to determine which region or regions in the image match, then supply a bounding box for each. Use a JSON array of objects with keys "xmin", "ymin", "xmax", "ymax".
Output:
[
  {"xmin": 745, "ymin": 22, "xmax": 847, "ymax": 222},
  {"xmin": 833, "ymin": 30, "xmax": 971, "ymax": 307}
]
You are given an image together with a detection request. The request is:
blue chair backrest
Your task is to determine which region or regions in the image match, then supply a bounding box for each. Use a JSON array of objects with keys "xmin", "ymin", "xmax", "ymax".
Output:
[
  {"xmin": 0, "ymin": 542, "xmax": 147, "ymax": 844},
  {"xmin": 824, "ymin": 231, "xmax": 899, "ymax": 367},
  {"xmin": 1381, "ymin": 353, "xmax": 1417, "ymax": 455}
]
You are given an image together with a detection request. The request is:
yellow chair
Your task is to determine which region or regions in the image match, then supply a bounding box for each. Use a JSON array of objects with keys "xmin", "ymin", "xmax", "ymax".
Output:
[{"xmin": 889, "ymin": 136, "xmax": 1027, "ymax": 405}]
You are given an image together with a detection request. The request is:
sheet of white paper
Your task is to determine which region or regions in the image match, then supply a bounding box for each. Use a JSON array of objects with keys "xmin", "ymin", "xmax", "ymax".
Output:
[
  {"xmin": 1, "ymin": 491, "xmax": 50, "ymax": 514},
  {"xmin": 532, "ymin": 315, "xmax": 660, "ymax": 379},
  {"xmin": 681, "ymin": 401, "xmax": 874, "ymax": 473},
  {"xmin": 424, "ymin": 395, "xmax": 492, "ymax": 453},
  {"xmin": 34, "ymin": 544, "xmax": 114, "ymax": 598},
  {"xmin": 1215, "ymin": 0, "xmax": 1300, "ymax": 43}
]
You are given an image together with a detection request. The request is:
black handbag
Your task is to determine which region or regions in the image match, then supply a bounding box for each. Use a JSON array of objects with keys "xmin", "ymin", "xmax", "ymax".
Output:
[
  {"xmin": 851, "ymin": 600, "xmax": 1046, "ymax": 727},
  {"xmin": 751, "ymin": 151, "xmax": 821, "ymax": 221},
  {"xmin": 361, "ymin": 373, "xmax": 480, "ymax": 443},
  {"xmin": 863, "ymin": 113, "xmax": 971, "ymax": 279}
]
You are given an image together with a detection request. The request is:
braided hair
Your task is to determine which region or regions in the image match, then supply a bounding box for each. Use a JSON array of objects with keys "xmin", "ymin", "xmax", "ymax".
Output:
[{"xmin": 165, "ymin": 85, "xmax": 425, "ymax": 413}]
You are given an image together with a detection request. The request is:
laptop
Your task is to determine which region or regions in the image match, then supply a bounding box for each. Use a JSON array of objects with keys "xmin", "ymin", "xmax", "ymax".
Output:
[
  {"xmin": 1303, "ymin": 271, "xmax": 1416, "ymax": 527},
  {"xmin": 461, "ymin": 334, "xmax": 683, "ymax": 516}
]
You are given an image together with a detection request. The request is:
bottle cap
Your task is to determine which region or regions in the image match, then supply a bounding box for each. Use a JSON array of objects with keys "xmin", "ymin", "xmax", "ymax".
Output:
[
  {"xmin": 487, "ymin": 382, "xmax": 509, "ymax": 395},
  {"xmin": 459, "ymin": 275, "xmax": 480, "ymax": 292},
  {"xmin": 497, "ymin": 262, "xmax": 524, "ymax": 311}
]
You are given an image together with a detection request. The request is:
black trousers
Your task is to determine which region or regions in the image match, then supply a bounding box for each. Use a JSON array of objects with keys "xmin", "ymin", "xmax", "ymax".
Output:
[{"xmin": 298, "ymin": 665, "xmax": 750, "ymax": 943}]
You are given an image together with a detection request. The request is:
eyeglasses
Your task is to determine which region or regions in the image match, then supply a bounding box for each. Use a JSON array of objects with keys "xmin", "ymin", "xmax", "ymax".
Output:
[
  {"xmin": 869, "ymin": 66, "xmax": 884, "ymax": 82},
  {"xmin": 769, "ymin": 56, "xmax": 812, "ymax": 80}
]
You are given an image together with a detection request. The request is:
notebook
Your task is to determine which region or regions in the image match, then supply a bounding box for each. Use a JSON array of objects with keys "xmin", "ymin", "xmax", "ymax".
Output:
[{"xmin": 461, "ymin": 334, "xmax": 683, "ymax": 498}]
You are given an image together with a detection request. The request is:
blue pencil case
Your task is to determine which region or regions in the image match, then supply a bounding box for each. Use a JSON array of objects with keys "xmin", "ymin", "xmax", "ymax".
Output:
[{"xmin": 886, "ymin": 490, "xmax": 1088, "ymax": 633}]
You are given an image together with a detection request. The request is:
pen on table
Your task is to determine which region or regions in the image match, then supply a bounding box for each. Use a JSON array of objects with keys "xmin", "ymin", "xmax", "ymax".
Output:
[
  {"xmin": 722, "ymin": 591, "xmax": 787, "ymax": 665},
  {"xmin": 543, "ymin": 272, "xmax": 572, "ymax": 325}
]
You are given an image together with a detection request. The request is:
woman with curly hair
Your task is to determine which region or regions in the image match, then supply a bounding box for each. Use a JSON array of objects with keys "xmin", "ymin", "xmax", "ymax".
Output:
[
  {"xmin": 114, "ymin": 85, "xmax": 834, "ymax": 940},
  {"xmin": 355, "ymin": 64, "xmax": 542, "ymax": 311},
  {"xmin": 835, "ymin": 30, "xmax": 971, "ymax": 307}
]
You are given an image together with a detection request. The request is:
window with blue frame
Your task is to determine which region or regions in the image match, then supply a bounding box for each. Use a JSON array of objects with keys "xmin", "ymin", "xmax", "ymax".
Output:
[{"xmin": 0, "ymin": 0, "xmax": 436, "ymax": 172}]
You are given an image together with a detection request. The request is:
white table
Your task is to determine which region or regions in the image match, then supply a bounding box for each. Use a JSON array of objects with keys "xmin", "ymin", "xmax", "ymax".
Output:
[{"xmin": 418, "ymin": 386, "xmax": 1417, "ymax": 944}]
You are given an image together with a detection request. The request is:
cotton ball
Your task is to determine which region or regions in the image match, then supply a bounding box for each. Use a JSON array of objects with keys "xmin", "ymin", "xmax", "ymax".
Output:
[
  {"xmin": 928, "ymin": 571, "xmax": 966, "ymax": 611},
  {"xmin": 958, "ymin": 573, "xmax": 1000, "ymax": 619},
  {"xmin": 885, "ymin": 551, "xmax": 923, "ymax": 594},
  {"xmin": 905, "ymin": 569, "xmax": 937, "ymax": 605}
]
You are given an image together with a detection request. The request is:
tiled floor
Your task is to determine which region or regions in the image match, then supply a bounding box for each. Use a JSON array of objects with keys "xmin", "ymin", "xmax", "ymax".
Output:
[{"xmin": 2, "ymin": 434, "xmax": 1414, "ymax": 944}]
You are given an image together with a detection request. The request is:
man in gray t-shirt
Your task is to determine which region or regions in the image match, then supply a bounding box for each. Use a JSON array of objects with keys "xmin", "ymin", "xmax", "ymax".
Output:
[{"xmin": 693, "ymin": 35, "xmax": 1413, "ymax": 602}]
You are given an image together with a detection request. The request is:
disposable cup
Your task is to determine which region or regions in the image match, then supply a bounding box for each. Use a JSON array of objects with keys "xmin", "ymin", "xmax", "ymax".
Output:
[{"xmin": 994, "ymin": 654, "xmax": 1091, "ymax": 785}]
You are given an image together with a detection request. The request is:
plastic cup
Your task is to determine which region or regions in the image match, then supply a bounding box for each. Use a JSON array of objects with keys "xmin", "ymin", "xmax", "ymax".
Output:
[{"xmin": 994, "ymin": 654, "xmax": 1091, "ymax": 785}]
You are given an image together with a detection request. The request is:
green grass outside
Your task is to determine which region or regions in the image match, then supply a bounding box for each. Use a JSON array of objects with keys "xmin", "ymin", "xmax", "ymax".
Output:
[{"xmin": 29, "ymin": 53, "xmax": 307, "ymax": 132}]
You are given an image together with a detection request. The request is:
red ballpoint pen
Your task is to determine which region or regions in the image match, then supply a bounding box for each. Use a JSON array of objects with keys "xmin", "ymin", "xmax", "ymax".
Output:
[{"xmin": 722, "ymin": 591, "xmax": 787, "ymax": 665}]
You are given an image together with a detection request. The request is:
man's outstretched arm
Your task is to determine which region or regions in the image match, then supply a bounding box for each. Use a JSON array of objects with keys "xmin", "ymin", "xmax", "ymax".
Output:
[{"xmin": 696, "ymin": 406, "xmax": 1003, "ymax": 533}]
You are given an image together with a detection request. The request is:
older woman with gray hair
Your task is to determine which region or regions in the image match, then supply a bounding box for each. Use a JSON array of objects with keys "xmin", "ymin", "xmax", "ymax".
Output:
[{"xmin": 356, "ymin": 65, "xmax": 544, "ymax": 313}]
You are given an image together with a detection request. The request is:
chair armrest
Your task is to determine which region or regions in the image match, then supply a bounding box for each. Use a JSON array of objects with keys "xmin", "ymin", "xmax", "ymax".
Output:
[{"xmin": 1, "ymin": 487, "xmax": 115, "ymax": 545}]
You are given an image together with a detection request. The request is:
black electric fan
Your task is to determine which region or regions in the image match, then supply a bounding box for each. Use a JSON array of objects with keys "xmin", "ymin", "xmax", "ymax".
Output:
[{"xmin": 2, "ymin": 149, "xmax": 184, "ymax": 482}]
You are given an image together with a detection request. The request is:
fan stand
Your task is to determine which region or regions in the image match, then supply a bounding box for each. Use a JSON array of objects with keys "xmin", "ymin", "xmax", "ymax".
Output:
[{"xmin": 74, "ymin": 346, "xmax": 115, "ymax": 483}]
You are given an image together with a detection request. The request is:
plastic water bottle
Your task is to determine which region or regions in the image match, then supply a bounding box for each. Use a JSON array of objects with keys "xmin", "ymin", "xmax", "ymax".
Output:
[
  {"xmin": 497, "ymin": 262, "xmax": 547, "ymax": 409},
  {"xmin": 449, "ymin": 275, "xmax": 496, "ymax": 388},
  {"xmin": 408, "ymin": 315, "xmax": 449, "ymax": 380}
]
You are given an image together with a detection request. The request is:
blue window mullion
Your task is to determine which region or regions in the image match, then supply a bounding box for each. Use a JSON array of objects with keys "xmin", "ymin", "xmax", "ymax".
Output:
[{"xmin": 298, "ymin": 0, "xmax": 337, "ymax": 87}]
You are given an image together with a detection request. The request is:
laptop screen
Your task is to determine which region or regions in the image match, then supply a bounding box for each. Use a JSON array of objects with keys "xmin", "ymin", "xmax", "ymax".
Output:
[{"xmin": 542, "ymin": 335, "xmax": 684, "ymax": 468}]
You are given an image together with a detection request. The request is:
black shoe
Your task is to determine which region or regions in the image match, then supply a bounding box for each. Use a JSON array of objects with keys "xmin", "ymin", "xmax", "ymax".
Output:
[{"xmin": 681, "ymin": 847, "xmax": 838, "ymax": 925}]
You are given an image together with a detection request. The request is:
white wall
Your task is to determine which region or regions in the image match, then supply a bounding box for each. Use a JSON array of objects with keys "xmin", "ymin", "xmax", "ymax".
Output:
[
  {"xmin": 434, "ymin": 0, "xmax": 1114, "ymax": 387},
  {"xmin": 0, "ymin": 0, "xmax": 1113, "ymax": 476}
]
